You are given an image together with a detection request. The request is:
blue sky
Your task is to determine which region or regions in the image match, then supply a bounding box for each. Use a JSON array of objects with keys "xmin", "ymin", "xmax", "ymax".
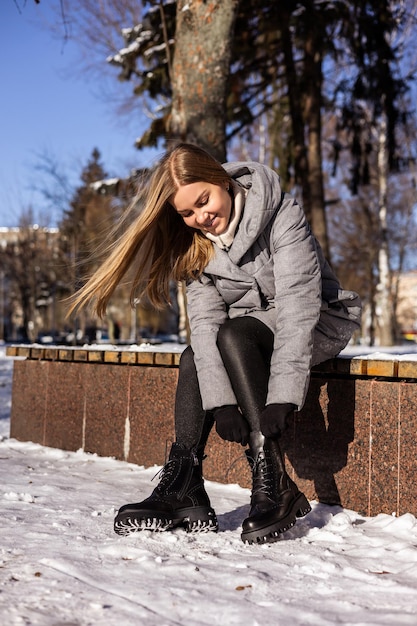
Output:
[{"xmin": 1, "ymin": 1, "xmax": 156, "ymax": 227}]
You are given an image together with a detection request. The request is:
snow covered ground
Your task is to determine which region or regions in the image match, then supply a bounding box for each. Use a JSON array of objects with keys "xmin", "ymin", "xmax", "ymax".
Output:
[{"xmin": 1, "ymin": 344, "xmax": 417, "ymax": 626}]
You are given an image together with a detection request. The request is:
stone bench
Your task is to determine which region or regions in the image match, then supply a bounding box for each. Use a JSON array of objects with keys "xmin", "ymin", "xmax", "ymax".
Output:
[{"xmin": 6, "ymin": 344, "xmax": 417, "ymax": 517}]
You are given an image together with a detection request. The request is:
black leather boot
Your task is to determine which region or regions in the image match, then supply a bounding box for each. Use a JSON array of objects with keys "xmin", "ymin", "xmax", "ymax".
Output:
[
  {"xmin": 241, "ymin": 432, "xmax": 311, "ymax": 544},
  {"xmin": 114, "ymin": 442, "xmax": 218, "ymax": 536}
]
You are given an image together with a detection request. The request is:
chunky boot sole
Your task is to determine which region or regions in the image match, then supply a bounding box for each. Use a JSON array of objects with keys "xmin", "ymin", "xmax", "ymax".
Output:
[
  {"xmin": 114, "ymin": 505, "xmax": 219, "ymax": 536},
  {"xmin": 241, "ymin": 492, "xmax": 311, "ymax": 545}
]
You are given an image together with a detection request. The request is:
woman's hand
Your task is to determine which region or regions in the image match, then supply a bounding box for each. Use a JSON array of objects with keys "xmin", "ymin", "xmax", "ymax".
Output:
[
  {"xmin": 260, "ymin": 403, "xmax": 296, "ymax": 438},
  {"xmin": 213, "ymin": 405, "xmax": 250, "ymax": 446}
]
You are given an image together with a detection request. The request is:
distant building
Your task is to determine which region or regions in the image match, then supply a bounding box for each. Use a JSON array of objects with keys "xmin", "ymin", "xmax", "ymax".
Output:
[
  {"xmin": 0, "ymin": 224, "xmax": 181, "ymax": 345},
  {"xmin": 396, "ymin": 270, "xmax": 417, "ymax": 342},
  {"xmin": 0, "ymin": 226, "xmax": 61, "ymax": 342}
]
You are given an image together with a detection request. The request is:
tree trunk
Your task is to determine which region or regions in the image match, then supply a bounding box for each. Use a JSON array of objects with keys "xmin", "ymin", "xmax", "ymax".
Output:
[
  {"xmin": 169, "ymin": 0, "xmax": 239, "ymax": 162},
  {"xmin": 280, "ymin": 9, "xmax": 329, "ymax": 259},
  {"xmin": 281, "ymin": 15, "xmax": 311, "ymax": 212},
  {"xmin": 303, "ymin": 28, "xmax": 329, "ymax": 259},
  {"xmin": 375, "ymin": 112, "xmax": 394, "ymax": 346}
]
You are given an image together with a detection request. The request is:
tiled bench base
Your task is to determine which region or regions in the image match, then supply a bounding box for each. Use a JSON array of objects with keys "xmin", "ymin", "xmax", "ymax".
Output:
[{"xmin": 6, "ymin": 345, "xmax": 417, "ymax": 517}]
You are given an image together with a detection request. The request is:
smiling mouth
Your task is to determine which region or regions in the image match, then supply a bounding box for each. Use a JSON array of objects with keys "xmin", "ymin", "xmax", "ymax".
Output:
[{"xmin": 202, "ymin": 217, "xmax": 215, "ymax": 229}]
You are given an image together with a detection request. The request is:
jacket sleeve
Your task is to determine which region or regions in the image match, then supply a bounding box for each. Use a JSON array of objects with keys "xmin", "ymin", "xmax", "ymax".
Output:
[
  {"xmin": 186, "ymin": 274, "xmax": 238, "ymax": 410},
  {"xmin": 267, "ymin": 194, "xmax": 322, "ymax": 410}
]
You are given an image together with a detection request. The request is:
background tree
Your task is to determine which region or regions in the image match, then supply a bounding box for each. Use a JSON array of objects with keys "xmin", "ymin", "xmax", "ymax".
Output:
[
  {"xmin": 27, "ymin": 0, "xmax": 417, "ymax": 345},
  {"xmin": 328, "ymin": 1, "xmax": 417, "ymax": 344},
  {"xmin": 59, "ymin": 148, "xmax": 122, "ymax": 340},
  {"xmin": 327, "ymin": 107, "xmax": 417, "ymax": 345}
]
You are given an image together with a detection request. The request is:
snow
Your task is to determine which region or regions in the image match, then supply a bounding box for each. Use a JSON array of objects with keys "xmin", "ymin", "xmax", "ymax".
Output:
[
  {"xmin": 342, "ymin": 343, "xmax": 417, "ymax": 360},
  {"xmin": 1, "ymin": 344, "xmax": 417, "ymax": 625}
]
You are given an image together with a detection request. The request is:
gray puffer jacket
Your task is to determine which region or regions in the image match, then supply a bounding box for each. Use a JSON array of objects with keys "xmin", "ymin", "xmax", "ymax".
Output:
[{"xmin": 186, "ymin": 162, "xmax": 361, "ymax": 411}]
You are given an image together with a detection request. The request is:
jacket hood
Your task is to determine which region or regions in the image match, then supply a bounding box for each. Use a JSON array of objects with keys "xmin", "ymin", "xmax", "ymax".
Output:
[{"xmin": 222, "ymin": 162, "xmax": 283, "ymax": 264}]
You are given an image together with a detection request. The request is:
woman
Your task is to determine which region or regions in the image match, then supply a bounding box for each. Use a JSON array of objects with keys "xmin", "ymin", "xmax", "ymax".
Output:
[{"xmin": 70, "ymin": 143, "xmax": 361, "ymax": 545}]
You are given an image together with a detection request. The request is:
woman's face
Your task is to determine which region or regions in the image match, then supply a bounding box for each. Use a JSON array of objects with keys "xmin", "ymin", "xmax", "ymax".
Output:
[{"xmin": 171, "ymin": 181, "xmax": 232, "ymax": 236}]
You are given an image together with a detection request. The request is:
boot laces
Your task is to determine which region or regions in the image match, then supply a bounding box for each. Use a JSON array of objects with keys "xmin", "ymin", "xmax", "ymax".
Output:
[
  {"xmin": 251, "ymin": 452, "xmax": 273, "ymax": 498},
  {"xmin": 152, "ymin": 459, "xmax": 177, "ymax": 489}
]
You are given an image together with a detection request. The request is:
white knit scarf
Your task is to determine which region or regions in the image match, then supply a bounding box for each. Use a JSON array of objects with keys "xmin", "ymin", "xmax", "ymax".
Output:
[{"xmin": 204, "ymin": 180, "xmax": 246, "ymax": 251}]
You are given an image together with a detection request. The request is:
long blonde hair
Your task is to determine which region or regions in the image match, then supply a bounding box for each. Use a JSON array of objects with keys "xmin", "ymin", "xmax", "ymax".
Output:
[{"xmin": 68, "ymin": 143, "xmax": 232, "ymax": 318}]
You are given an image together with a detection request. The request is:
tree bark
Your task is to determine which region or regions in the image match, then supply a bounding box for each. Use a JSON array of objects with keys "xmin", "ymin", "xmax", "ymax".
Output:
[
  {"xmin": 280, "ymin": 9, "xmax": 329, "ymax": 259},
  {"xmin": 169, "ymin": 0, "xmax": 240, "ymax": 162},
  {"xmin": 375, "ymin": 112, "xmax": 394, "ymax": 346},
  {"xmin": 303, "ymin": 27, "xmax": 329, "ymax": 259},
  {"xmin": 281, "ymin": 15, "xmax": 311, "ymax": 213}
]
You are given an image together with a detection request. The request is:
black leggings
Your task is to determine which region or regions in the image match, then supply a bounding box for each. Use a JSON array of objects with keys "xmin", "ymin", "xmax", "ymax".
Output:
[{"xmin": 175, "ymin": 316, "xmax": 274, "ymax": 450}]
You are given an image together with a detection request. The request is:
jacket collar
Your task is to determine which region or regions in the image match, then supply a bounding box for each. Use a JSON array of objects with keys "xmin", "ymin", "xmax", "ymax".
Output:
[{"xmin": 221, "ymin": 161, "xmax": 283, "ymax": 264}]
